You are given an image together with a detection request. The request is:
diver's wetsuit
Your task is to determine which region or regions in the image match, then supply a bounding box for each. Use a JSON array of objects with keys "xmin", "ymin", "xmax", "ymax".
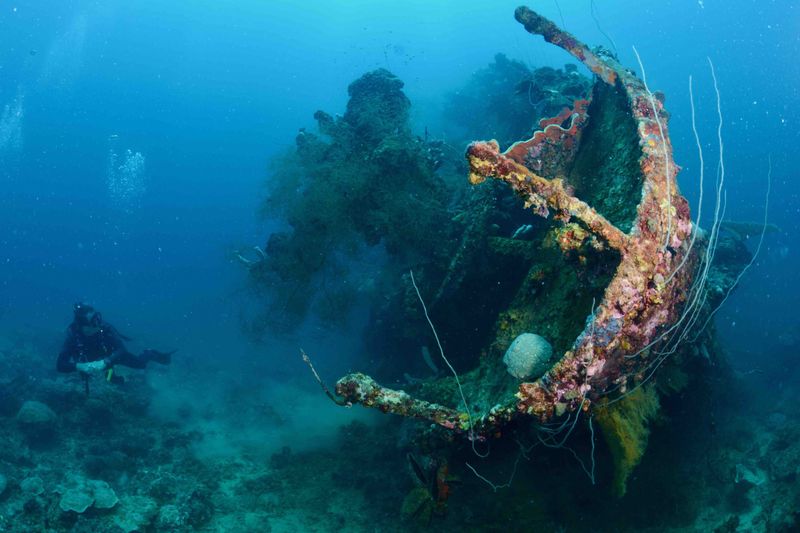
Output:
[{"xmin": 56, "ymin": 321, "xmax": 169, "ymax": 373}]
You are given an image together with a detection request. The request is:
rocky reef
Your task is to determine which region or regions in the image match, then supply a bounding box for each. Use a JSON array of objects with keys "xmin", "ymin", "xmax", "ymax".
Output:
[
  {"xmin": 2, "ymin": 323, "xmax": 798, "ymax": 531},
  {"xmin": 0, "ymin": 335, "xmax": 240, "ymax": 532},
  {"xmin": 0, "ymin": 334, "xmax": 412, "ymax": 531}
]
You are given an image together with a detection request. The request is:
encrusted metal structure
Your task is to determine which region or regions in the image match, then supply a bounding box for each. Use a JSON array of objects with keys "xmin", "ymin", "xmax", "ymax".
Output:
[{"xmin": 331, "ymin": 6, "xmax": 698, "ymax": 432}]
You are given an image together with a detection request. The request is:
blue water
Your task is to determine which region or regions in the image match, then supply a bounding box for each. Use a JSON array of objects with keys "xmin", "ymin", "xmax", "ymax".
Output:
[
  {"xmin": 1, "ymin": 1, "xmax": 798, "ymax": 529},
  {"xmin": 1, "ymin": 0, "xmax": 797, "ymax": 351}
]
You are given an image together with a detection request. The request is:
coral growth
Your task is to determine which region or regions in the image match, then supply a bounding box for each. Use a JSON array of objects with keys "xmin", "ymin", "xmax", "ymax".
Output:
[
  {"xmin": 245, "ymin": 69, "xmax": 451, "ymax": 335},
  {"xmin": 594, "ymin": 385, "xmax": 660, "ymax": 496},
  {"xmin": 443, "ymin": 53, "xmax": 591, "ymax": 149},
  {"xmin": 332, "ymin": 7, "xmax": 699, "ymax": 439},
  {"xmin": 503, "ymin": 332, "xmax": 553, "ymax": 380}
]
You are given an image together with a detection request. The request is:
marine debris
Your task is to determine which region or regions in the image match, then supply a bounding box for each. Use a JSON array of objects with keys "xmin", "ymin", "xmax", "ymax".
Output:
[{"xmin": 332, "ymin": 6, "xmax": 698, "ymax": 431}]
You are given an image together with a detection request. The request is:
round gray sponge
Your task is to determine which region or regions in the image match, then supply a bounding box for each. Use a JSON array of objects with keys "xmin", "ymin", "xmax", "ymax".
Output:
[{"xmin": 503, "ymin": 333, "xmax": 553, "ymax": 380}]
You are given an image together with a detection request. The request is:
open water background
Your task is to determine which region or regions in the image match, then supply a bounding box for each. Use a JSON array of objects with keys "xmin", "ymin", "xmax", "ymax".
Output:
[{"xmin": 0, "ymin": 0, "xmax": 797, "ymax": 426}]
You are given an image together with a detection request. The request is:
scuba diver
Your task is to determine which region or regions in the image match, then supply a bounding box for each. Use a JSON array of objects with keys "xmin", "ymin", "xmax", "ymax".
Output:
[{"xmin": 56, "ymin": 303, "xmax": 173, "ymax": 379}]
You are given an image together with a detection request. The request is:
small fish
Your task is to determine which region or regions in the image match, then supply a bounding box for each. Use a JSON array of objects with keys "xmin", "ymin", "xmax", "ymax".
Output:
[{"xmin": 512, "ymin": 224, "xmax": 533, "ymax": 239}]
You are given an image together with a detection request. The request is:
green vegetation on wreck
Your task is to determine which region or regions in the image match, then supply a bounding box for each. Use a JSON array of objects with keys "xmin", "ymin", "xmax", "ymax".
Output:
[
  {"xmin": 413, "ymin": 215, "xmax": 617, "ymax": 416},
  {"xmin": 248, "ymin": 69, "xmax": 452, "ymax": 334},
  {"xmin": 567, "ymin": 81, "xmax": 643, "ymax": 232}
]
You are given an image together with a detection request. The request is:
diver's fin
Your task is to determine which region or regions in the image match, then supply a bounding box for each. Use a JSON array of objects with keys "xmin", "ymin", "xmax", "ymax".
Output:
[{"xmin": 145, "ymin": 349, "xmax": 175, "ymax": 365}]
